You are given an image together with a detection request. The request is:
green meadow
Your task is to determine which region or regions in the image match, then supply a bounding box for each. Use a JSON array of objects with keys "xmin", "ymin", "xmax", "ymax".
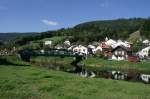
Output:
[
  {"xmin": 1, "ymin": 65, "xmax": 150, "ymax": 99},
  {"xmin": 31, "ymin": 56, "xmax": 150, "ymax": 73},
  {"xmin": 0, "ymin": 56, "xmax": 150, "ymax": 99}
]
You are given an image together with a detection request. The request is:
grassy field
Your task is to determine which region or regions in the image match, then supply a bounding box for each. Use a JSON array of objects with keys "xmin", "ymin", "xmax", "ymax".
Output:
[
  {"xmin": 18, "ymin": 36, "xmax": 67, "ymax": 49},
  {"xmin": 41, "ymin": 36, "xmax": 66, "ymax": 43},
  {"xmin": 1, "ymin": 56, "xmax": 150, "ymax": 99},
  {"xmin": 0, "ymin": 64, "xmax": 150, "ymax": 99},
  {"xmin": 31, "ymin": 56, "xmax": 74, "ymax": 65},
  {"xmin": 81, "ymin": 57, "xmax": 150, "ymax": 73},
  {"xmin": 30, "ymin": 56, "xmax": 150, "ymax": 73}
]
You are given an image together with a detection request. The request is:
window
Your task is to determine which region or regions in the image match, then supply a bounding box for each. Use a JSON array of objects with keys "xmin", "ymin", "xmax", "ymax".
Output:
[
  {"xmin": 83, "ymin": 49, "xmax": 85, "ymax": 52},
  {"xmin": 115, "ymin": 51, "xmax": 118, "ymax": 55},
  {"xmin": 143, "ymin": 76, "xmax": 147, "ymax": 78},
  {"xmin": 122, "ymin": 51, "xmax": 124, "ymax": 55},
  {"xmin": 118, "ymin": 51, "xmax": 121, "ymax": 55}
]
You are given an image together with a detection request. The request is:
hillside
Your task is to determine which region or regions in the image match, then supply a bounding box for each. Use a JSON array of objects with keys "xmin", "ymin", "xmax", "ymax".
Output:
[
  {"xmin": 50, "ymin": 18, "xmax": 150, "ymax": 44},
  {"xmin": 1, "ymin": 18, "xmax": 150, "ymax": 45},
  {"xmin": 76, "ymin": 18, "xmax": 144, "ymax": 31},
  {"xmin": 0, "ymin": 33, "xmax": 40, "ymax": 41}
]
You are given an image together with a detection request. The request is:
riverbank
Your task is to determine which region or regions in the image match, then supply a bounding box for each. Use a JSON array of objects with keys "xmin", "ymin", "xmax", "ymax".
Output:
[{"xmin": 30, "ymin": 56, "xmax": 150, "ymax": 73}]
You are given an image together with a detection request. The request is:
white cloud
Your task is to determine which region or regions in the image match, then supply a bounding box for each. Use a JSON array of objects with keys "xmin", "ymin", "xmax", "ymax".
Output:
[{"xmin": 41, "ymin": 19, "xmax": 59, "ymax": 26}]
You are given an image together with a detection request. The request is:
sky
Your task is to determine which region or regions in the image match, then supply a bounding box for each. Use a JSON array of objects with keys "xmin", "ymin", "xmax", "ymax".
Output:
[{"xmin": 0, "ymin": 0, "xmax": 150, "ymax": 33}]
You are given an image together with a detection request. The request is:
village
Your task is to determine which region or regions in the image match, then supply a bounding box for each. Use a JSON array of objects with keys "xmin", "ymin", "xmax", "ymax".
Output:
[
  {"xmin": 43, "ymin": 37, "xmax": 150, "ymax": 62},
  {"xmin": 1, "ymin": 36, "xmax": 150, "ymax": 83},
  {"xmin": 1, "ymin": 0, "xmax": 150, "ymax": 98},
  {"xmin": 13, "ymin": 37, "xmax": 146, "ymax": 83}
]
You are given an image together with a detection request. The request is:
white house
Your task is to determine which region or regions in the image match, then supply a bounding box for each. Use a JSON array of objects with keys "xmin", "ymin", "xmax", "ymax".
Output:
[
  {"xmin": 88, "ymin": 45, "xmax": 95, "ymax": 49},
  {"xmin": 142, "ymin": 39, "xmax": 149, "ymax": 44},
  {"xmin": 68, "ymin": 45, "xmax": 76, "ymax": 51},
  {"xmin": 111, "ymin": 40, "xmax": 131, "ymax": 49},
  {"xmin": 105, "ymin": 39, "xmax": 117, "ymax": 46},
  {"xmin": 40, "ymin": 49, "xmax": 45, "ymax": 54},
  {"xmin": 105, "ymin": 37, "xmax": 109, "ymax": 41},
  {"xmin": 73, "ymin": 45, "xmax": 88, "ymax": 55},
  {"xmin": 137, "ymin": 46, "xmax": 150, "ymax": 58},
  {"xmin": 88, "ymin": 45, "xmax": 96, "ymax": 54},
  {"xmin": 64, "ymin": 40, "xmax": 71, "ymax": 46},
  {"xmin": 93, "ymin": 46, "xmax": 102, "ymax": 53},
  {"xmin": 110, "ymin": 46, "xmax": 129, "ymax": 61},
  {"xmin": 44, "ymin": 41, "xmax": 52, "ymax": 46},
  {"xmin": 140, "ymin": 74, "xmax": 150, "ymax": 83},
  {"xmin": 55, "ymin": 45, "xmax": 63, "ymax": 49}
]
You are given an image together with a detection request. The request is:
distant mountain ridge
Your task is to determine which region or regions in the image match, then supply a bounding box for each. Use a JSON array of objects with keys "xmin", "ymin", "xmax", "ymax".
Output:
[{"xmin": 0, "ymin": 33, "xmax": 40, "ymax": 41}]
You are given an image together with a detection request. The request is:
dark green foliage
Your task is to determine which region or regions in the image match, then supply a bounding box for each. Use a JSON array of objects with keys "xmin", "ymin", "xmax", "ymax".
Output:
[
  {"xmin": 132, "ymin": 41, "xmax": 143, "ymax": 54},
  {"xmin": 0, "ymin": 40, "xmax": 3, "ymax": 45},
  {"xmin": 51, "ymin": 18, "xmax": 149, "ymax": 44},
  {"xmin": 0, "ymin": 40, "xmax": 4, "ymax": 49},
  {"xmin": 140, "ymin": 19, "xmax": 150, "ymax": 38},
  {"xmin": 2, "ymin": 18, "xmax": 150, "ymax": 46},
  {"xmin": 0, "ymin": 32, "xmax": 39, "ymax": 41},
  {"xmin": 13, "ymin": 18, "xmax": 150, "ymax": 46},
  {"xmin": 14, "ymin": 31, "xmax": 57, "ymax": 46}
]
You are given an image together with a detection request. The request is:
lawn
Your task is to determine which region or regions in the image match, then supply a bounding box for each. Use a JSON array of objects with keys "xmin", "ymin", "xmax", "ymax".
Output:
[{"xmin": 0, "ymin": 65, "xmax": 150, "ymax": 99}]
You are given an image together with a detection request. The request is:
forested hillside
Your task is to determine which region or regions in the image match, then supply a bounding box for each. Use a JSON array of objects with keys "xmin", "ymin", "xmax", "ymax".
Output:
[
  {"xmin": 0, "ymin": 32, "xmax": 39, "ymax": 41},
  {"xmin": 1, "ymin": 18, "xmax": 150, "ymax": 46},
  {"xmin": 47, "ymin": 18, "xmax": 150, "ymax": 44}
]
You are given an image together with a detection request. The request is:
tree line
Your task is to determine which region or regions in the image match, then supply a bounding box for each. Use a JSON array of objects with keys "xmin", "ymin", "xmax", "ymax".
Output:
[{"xmin": 1, "ymin": 18, "xmax": 150, "ymax": 50}]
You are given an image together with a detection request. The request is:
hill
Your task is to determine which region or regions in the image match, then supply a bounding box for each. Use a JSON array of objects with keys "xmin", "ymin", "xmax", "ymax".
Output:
[
  {"xmin": 0, "ymin": 32, "xmax": 40, "ymax": 41},
  {"xmin": 49, "ymin": 18, "xmax": 150, "ymax": 44},
  {"xmin": 1, "ymin": 18, "xmax": 150, "ymax": 46}
]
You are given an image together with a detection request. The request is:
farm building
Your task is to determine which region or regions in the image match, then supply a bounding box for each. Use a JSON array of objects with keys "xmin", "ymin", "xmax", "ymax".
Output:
[
  {"xmin": 73, "ymin": 45, "xmax": 88, "ymax": 55},
  {"xmin": 44, "ymin": 41, "xmax": 52, "ymax": 47},
  {"xmin": 110, "ymin": 46, "xmax": 131, "ymax": 61},
  {"xmin": 137, "ymin": 46, "xmax": 150, "ymax": 58}
]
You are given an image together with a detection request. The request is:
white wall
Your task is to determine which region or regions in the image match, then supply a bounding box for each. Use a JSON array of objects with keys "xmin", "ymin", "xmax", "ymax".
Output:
[{"xmin": 73, "ymin": 45, "xmax": 88, "ymax": 55}]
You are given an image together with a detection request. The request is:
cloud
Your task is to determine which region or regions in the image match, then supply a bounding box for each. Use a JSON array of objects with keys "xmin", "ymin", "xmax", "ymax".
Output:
[{"xmin": 41, "ymin": 19, "xmax": 59, "ymax": 26}]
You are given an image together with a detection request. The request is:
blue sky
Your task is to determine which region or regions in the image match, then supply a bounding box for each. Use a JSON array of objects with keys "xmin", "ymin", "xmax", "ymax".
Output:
[{"xmin": 0, "ymin": 0, "xmax": 150, "ymax": 32}]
